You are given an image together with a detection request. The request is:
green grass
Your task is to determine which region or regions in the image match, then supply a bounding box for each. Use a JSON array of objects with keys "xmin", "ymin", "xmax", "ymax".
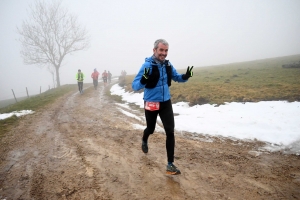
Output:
[
  {"xmin": 0, "ymin": 84, "xmax": 78, "ymax": 113},
  {"xmin": 124, "ymin": 54, "xmax": 300, "ymax": 105},
  {"xmin": 0, "ymin": 84, "xmax": 78, "ymax": 139},
  {"xmin": 0, "ymin": 96, "xmax": 28, "ymax": 109}
]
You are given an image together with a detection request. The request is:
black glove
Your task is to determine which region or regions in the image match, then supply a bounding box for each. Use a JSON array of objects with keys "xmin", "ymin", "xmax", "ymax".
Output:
[
  {"xmin": 140, "ymin": 68, "xmax": 150, "ymax": 85},
  {"xmin": 182, "ymin": 66, "xmax": 193, "ymax": 80}
]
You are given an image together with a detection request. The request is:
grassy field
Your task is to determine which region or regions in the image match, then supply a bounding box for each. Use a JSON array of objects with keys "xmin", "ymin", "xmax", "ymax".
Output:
[
  {"xmin": 0, "ymin": 84, "xmax": 80, "ymax": 139},
  {"xmin": 123, "ymin": 54, "xmax": 300, "ymax": 105},
  {"xmin": 0, "ymin": 84, "xmax": 80, "ymax": 114},
  {"xmin": 0, "ymin": 97, "xmax": 29, "ymax": 109}
]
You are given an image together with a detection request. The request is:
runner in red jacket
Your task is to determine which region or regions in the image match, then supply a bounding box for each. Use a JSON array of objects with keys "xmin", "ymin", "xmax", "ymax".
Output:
[
  {"xmin": 102, "ymin": 70, "xmax": 108, "ymax": 87},
  {"xmin": 91, "ymin": 68, "xmax": 100, "ymax": 90}
]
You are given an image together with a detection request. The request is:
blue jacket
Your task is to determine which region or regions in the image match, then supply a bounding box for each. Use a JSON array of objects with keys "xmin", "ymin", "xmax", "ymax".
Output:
[{"xmin": 132, "ymin": 56, "xmax": 187, "ymax": 102}]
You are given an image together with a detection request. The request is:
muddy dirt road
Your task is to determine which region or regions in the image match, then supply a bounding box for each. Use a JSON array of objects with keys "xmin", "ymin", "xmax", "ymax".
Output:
[{"xmin": 0, "ymin": 83, "xmax": 300, "ymax": 200}]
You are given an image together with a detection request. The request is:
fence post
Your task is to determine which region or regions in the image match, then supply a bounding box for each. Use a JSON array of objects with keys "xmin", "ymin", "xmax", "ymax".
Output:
[
  {"xmin": 26, "ymin": 87, "xmax": 29, "ymax": 98},
  {"xmin": 11, "ymin": 89, "xmax": 18, "ymax": 103}
]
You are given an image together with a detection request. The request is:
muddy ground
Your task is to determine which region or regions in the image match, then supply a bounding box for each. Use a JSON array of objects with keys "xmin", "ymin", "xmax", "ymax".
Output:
[{"xmin": 0, "ymin": 82, "xmax": 299, "ymax": 200}]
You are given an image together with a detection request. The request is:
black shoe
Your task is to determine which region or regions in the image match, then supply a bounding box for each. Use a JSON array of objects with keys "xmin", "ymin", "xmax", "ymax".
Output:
[
  {"xmin": 141, "ymin": 141, "xmax": 148, "ymax": 153},
  {"xmin": 166, "ymin": 163, "xmax": 181, "ymax": 175}
]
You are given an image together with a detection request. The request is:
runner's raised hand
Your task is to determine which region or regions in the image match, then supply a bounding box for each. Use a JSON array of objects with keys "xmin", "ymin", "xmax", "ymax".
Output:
[
  {"xmin": 140, "ymin": 68, "xmax": 150, "ymax": 84},
  {"xmin": 182, "ymin": 66, "xmax": 193, "ymax": 80}
]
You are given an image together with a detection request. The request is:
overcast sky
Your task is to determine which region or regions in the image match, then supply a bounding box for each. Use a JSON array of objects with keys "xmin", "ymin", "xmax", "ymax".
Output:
[{"xmin": 1, "ymin": 0, "xmax": 300, "ymax": 100}]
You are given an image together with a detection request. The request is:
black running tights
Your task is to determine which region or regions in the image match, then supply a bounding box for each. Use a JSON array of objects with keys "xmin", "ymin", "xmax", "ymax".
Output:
[
  {"xmin": 142, "ymin": 99, "xmax": 175, "ymax": 163},
  {"xmin": 78, "ymin": 82, "xmax": 83, "ymax": 92}
]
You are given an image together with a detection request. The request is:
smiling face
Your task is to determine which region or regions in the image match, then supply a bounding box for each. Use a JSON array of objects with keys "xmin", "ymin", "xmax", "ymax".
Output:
[{"xmin": 153, "ymin": 42, "xmax": 168, "ymax": 62}]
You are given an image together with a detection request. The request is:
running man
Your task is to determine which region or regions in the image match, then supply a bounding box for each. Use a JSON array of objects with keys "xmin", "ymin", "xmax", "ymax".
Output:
[
  {"xmin": 132, "ymin": 39, "xmax": 193, "ymax": 175},
  {"xmin": 76, "ymin": 69, "xmax": 85, "ymax": 94},
  {"xmin": 91, "ymin": 68, "xmax": 100, "ymax": 89},
  {"xmin": 102, "ymin": 70, "xmax": 108, "ymax": 87}
]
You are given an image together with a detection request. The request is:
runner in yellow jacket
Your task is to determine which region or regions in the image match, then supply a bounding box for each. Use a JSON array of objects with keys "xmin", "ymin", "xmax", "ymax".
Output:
[{"xmin": 76, "ymin": 69, "xmax": 85, "ymax": 94}]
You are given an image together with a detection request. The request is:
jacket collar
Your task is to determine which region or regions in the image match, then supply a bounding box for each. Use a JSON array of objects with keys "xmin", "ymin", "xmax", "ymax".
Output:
[
  {"xmin": 151, "ymin": 55, "xmax": 170, "ymax": 66},
  {"xmin": 152, "ymin": 55, "xmax": 164, "ymax": 64}
]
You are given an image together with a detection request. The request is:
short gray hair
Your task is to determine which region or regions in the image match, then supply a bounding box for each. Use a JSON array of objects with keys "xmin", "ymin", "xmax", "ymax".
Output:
[{"xmin": 154, "ymin": 39, "xmax": 169, "ymax": 49}]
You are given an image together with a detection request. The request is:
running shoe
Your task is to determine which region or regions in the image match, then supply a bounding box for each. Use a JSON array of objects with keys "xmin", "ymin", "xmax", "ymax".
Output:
[
  {"xmin": 166, "ymin": 163, "xmax": 181, "ymax": 175},
  {"xmin": 141, "ymin": 141, "xmax": 148, "ymax": 153}
]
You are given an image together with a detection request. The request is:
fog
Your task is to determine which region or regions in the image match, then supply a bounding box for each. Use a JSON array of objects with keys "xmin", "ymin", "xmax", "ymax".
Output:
[{"xmin": 1, "ymin": 0, "xmax": 300, "ymax": 100}]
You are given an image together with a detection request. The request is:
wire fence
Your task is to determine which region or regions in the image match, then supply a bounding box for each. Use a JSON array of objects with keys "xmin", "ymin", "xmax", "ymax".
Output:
[{"xmin": 0, "ymin": 85, "xmax": 54, "ymax": 109}]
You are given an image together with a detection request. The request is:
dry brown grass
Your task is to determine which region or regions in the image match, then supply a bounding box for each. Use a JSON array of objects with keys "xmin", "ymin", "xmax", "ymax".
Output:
[{"xmin": 122, "ymin": 54, "xmax": 300, "ymax": 105}]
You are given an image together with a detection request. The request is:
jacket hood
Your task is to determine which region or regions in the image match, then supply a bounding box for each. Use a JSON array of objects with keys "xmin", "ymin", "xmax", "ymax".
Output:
[
  {"xmin": 145, "ymin": 55, "xmax": 165, "ymax": 65},
  {"xmin": 145, "ymin": 56, "xmax": 154, "ymax": 63}
]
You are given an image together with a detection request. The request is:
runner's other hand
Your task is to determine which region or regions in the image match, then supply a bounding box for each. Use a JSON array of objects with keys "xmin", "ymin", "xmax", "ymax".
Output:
[
  {"xmin": 140, "ymin": 68, "xmax": 150, "ymax": 84},
  {"xmin": 182, "ymin": 66, "xmax": 193, "ymax": 80}
]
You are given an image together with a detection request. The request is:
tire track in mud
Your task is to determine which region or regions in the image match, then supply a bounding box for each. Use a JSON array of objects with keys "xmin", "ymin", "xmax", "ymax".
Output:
[{"xmin": 46, "ymin": 87, "xmax": 113, "ymax": 199}]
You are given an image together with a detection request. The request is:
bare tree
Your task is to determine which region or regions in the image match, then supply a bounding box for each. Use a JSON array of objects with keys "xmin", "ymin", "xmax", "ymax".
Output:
[{"xmin": 17, "ymin": 0, "xmax": 89, "ymax": 87}]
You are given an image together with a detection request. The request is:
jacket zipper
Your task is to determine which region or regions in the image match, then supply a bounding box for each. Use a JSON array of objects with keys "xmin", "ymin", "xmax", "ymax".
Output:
[{"xmin": 162, "ymin": 64, "xmax": 165, "ymax": 102}]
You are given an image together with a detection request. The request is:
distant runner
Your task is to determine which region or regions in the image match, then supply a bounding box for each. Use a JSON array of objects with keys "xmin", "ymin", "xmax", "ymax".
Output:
[
  {"xmin": 76, "ymin": 69, "xmax": 85, "ymax": 94},
  {"xmin": 102, "ymin": 70, "xmax": 108, "ymax": 87},
  {"xmin": 91, "ymin": 68, "xmax": 100, "ymax": 90}
]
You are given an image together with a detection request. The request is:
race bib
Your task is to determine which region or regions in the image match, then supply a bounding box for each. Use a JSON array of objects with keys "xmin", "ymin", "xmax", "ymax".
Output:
[{"xmin": 145, "ymin": 101, "xmax": 160, "ymax": 111}]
